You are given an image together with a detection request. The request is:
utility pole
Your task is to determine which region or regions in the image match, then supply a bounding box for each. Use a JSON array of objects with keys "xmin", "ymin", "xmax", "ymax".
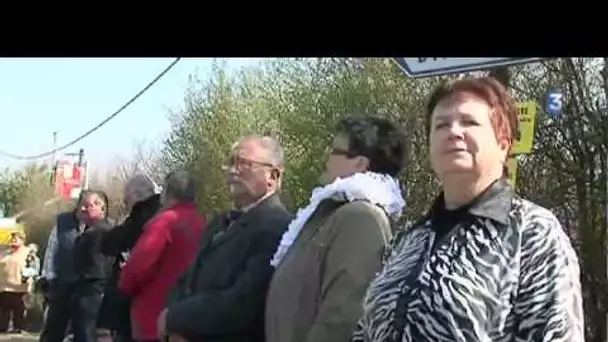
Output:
[
  {"xmin": 602, "ymin": 61, "xmax": 608, "ymax": 333},
  {"xmin": 78, "ymin": 148, "xmax": 84, "ymax": 167},
  {"xmin": 49, "ymin": 131, "xmax": 58, "ymax": 187},
  {"xmin": 78, "ymin": 148, "xmax": 89, "ymax": 191},
  {"xmin": 51, "ymin": 132, "xmax": 59, "ymax": 210},
  {"xmin": 51, "ymin": 131, "xmax": 57, "ymax": 169}
]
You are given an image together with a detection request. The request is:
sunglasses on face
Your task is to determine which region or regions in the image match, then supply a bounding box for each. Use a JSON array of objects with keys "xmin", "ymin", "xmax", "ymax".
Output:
[{"xmin": 327, "ymin": 146, "xmax": 357, "ymax": 158}]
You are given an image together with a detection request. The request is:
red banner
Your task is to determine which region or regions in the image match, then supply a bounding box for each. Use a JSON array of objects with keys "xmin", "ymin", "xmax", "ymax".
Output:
[{"xmin": 54, "ymin": 160, "xmax": 87, "ymax": 200}]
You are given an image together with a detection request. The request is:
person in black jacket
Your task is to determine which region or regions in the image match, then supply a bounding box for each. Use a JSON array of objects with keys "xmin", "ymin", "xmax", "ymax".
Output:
[
  {"xmin": 159, "ymin": 135, "xmax": 292, "ymax": 342},
  {"xmin": 70, "ymin": 190, "xmax": 114, "ymax": 342},
  {"xmin": 98, "ymin": 174, "xmax": 161, "ymax": 342},
  {"xmin": 39, "ymin": 191, "xmax": 91, "ymax": 342}
]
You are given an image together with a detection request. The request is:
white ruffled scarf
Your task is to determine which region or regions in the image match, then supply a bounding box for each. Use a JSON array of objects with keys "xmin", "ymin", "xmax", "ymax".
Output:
[{"xmin": 270, "ymin": 171, "xmax": 406, "ymax": 267}]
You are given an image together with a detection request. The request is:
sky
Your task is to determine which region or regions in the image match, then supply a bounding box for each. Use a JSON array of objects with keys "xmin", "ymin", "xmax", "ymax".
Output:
[{"xmin": 0, "ymin": 58, "xmax": 268, "ymax": 172}]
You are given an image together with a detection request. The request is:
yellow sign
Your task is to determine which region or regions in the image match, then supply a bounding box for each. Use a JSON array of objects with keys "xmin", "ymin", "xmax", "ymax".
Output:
[
  {"xmin": 512, "ymin": 101, "xmax": 537, "ymax": 155},
  {"xmin": 506, "ymin": 158, "xmax": 518, "ymax": 185},
  {"xmin": 0, "ymin": 219, "xmax": 25, "ymax": 245},
  {"xmin": 0, "ymin": 231, "xmax": 14, "ymax": 245}
]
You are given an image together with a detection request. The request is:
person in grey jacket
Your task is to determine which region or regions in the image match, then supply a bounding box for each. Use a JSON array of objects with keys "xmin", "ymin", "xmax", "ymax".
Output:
[{"xmin": 265, "ymin": 116, "xmax": 407, "ymax": 342}]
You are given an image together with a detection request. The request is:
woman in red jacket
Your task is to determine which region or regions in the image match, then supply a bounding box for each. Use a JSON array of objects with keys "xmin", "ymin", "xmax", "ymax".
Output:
[{"xmin": 119, "ymin": 170, "xmax": 207, "ymax": 342}]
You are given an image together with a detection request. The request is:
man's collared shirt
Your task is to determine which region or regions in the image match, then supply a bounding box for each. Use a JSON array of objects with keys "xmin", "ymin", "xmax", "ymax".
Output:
[
  {"xmin": 238, "ymin": 190, "xmax": 276, "ymax": 213},
  {"xmin": 353, "ymin": 179, "xmax": 584, "ymax": 342},
  {"xmin": 211, "ymin": 191, "xmax": 277, "ymax": 244}
]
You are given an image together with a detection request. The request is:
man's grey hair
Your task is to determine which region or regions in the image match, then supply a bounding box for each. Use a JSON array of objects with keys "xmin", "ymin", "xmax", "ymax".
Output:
[
  {"xmin": 164, "ymin": 170, "xmax": 197, "ymax": 202},
  {"xmin": 234, "ymin": 135, "xmax": 284, "ymax": 166},
  {"xmin": 126, "ymin": 173, "xmax": 161, "ymax": 197}
]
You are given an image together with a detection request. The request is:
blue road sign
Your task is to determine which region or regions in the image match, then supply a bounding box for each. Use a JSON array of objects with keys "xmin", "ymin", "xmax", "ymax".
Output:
[{"xmin": 547, "ymin": 91, "xmax": 563, "ymax": 117}]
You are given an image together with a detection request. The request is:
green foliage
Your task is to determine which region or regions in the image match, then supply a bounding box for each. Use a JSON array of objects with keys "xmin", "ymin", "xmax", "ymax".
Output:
[
  {"xmin": 162, "ymin": 58, "xmax": 445, "ymax": 216},
  {"xmin": 0, "ymin": 164, "xmax": 53, "ymax": 217},
  {"xmin": 0, "ymin": 163, "xmax": 66, "ymax": 251},
  {"xmin": 0, "ymin": 169, "xmax": 26, "ymax": 216},
  {"xmin": 161, "ymin": 58, "xmax": 607, "ymax": 340},
  {"xmin": 508, "ymin": 58, "xmax": 608, "ymax": 341}
]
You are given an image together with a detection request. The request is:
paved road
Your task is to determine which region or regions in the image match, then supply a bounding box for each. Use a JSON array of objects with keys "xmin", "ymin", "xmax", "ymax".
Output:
[{"xmin": 0, "ymin": 333, "xmax": 38, "ymax": 341}]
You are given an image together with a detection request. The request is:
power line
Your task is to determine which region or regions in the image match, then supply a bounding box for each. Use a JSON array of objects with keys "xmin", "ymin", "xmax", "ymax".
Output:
[{"xmin": 0, "ymin": 57, "xmax": 182, "ymax": 161}]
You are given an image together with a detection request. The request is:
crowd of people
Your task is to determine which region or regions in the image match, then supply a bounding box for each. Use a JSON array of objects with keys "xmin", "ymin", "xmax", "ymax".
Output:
[{"xmin": 28, "ymin": 76, "xmax": 583, "ymax": 342}]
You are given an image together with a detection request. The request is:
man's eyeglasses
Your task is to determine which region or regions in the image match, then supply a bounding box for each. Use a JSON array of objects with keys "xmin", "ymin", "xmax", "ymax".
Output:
[{"xmin": 221, "ymin": 156, "xmax": 275, "ymax": 172}]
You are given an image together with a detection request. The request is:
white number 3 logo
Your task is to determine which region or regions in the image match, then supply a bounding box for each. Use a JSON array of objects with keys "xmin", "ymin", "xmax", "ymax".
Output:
[{"xmin": 548, "ymin": 92, "xmax": 563, "ymax": 114}]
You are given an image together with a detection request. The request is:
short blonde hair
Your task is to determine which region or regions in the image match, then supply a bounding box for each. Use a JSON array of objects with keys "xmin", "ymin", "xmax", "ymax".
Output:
[{"xmin": 11, "ymin": 231, "xmax": 25, "ymax": 240}]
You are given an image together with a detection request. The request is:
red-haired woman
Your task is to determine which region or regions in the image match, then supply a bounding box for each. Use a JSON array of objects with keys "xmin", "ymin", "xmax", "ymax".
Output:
[{"xmin": 353, "ymin": 76, "xmax": 584, "ymax": 342}]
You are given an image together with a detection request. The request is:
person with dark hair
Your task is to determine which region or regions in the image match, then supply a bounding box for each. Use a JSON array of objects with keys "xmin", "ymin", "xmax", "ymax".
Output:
[
  {"xmin": 119, "ymin": 170, "xmax": 207, "ymax": 342},
  {"xmin": 39, "ymin": 190, "xmax": 92, "ymax": 342},
  {"xmin": 265, "ymin": 115, "xmax": 407, "ymax": 342},
  {"xmin": 69, "ymin": 190, "xmax": 114, "ymax": 342},
  {"xmin": 159, "ymin": 135, "xmax": 292, "ymax": 342},
  {"xmin": 353, "ymin": 76, "xmax": 584, "ymax": 342},
  {"xmin": 98, "ymin": 173, "xmax": 162, "ymax": 342}
]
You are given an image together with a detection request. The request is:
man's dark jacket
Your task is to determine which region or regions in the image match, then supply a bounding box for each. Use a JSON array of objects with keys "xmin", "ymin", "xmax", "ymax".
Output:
[
  {"xmin": 97, "ymin": 194, "xmax": 161, "ymax": 337},
  {"xmin": 40, "ymin": 211, "xmax": 114, "ymax": 342},
  {"xmin": 166, "ymin": 193, "xmax": 292, "ymax": 342},
  {"xmin": 50, "ymin": 211, "xmax": 82, "ymax": 289},
  {"xmin": 72, "ymin": 218, "xmax": 114, "ymax": 284}
]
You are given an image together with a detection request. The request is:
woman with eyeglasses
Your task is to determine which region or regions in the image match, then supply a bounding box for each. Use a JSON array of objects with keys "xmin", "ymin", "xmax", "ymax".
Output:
[
  {"xmin": 352, "ymin": 77, "xmax": 584, "ymax": 342},
  {"xmin": 265, "ymin": 116, "xmax": 407, "ymax": 342}
]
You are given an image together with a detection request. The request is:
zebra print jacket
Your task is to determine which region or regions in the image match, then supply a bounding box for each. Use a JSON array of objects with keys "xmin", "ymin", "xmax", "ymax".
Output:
[{"xmin": 353, "ymin": 180, "xmax": 584, "ymax": 342}]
